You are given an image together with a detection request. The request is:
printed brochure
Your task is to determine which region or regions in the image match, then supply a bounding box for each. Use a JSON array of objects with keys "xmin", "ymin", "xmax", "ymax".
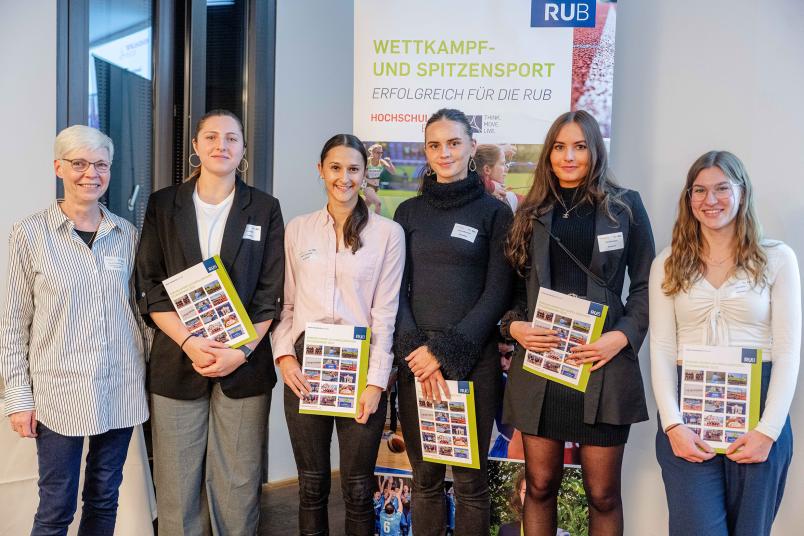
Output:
[
  {"xmin": 163, "ymin": 256, "xmax": 256, "ymax": 348},
  {"xmin": 523, "ymin": 287, "xmax": 608, "ymax": 392},
  {"xmin": 680, "ymin": 345, "xmax": 762, "ymax": 453},
  {"xmin": 299, "ymin": 322, "xmax": 371, "ymax": 418},
  {"xmin": 416, "ymin": 380, "xmax": 480, "ymax": 469}
]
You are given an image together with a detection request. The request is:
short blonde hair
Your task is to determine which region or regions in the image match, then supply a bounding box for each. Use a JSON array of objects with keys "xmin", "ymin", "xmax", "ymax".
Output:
[
  {"xmin": 54, "ymin": 125, "xmax": 114, "ymax": 162},
  {"xmin": 368, "ymin": 143, "xmax": 384, "ymax": 153}
]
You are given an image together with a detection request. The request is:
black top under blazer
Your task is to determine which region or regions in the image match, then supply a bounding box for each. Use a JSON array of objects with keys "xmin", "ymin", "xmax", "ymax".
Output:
[
  {"xmin": 503, "ymin": 189, "xmax": 655, "ymax": 430},
  {"xmin": 135, "ymin": 177, "xmax": 284, "ymax": 400}
]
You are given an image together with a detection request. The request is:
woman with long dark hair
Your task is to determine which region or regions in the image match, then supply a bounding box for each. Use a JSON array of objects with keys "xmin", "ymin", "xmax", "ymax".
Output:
[
  {"xmin": 650, "ymin": 151, "xmax": 799, "ymax": 535},
  {"xmin": 393, "ymin": 108, "xmax": 514, "ymax": 535},
  {"xmin": 501, "ymin": 110, "xmax": 655, "ymax": 535},
  {"xmin": 272, "ymin": 134, "xmax": 405, "ymax": 535},
  {"xmin": 136, "ymin": 109, "xmax": 284, "ymax": 535}
]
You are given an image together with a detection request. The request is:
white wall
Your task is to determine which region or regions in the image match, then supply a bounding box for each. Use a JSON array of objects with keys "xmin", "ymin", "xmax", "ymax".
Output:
[
  {"xmin": 269, "ymin": 0, "xmax": 354, "ymax": 483},
  {"xmin": 611, "ymin": 1, "xmax": 804, "ymax": 534},
  {"xmin": 0, "ymin": 2, "xmax": 58, "ymax": 305}
]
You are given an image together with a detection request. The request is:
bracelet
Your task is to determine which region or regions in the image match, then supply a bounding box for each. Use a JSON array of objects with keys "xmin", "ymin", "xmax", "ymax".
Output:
[
  {"xmin": 179, "ymin": 334, "xmax": 193, "ymax": 351},
  {"xmin": 664, "ymin": 423, "xmax": 681, "ymax": 433}
]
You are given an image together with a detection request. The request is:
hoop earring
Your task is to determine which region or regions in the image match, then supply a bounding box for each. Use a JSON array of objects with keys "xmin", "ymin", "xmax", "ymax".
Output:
[
  {"xmin": 468, "ymin": 157, "xmax": 477, "ymax": 172},
  {"xmin": 188, "ymin": 153, "xmax": 201, "ymax": 168},
  {"xmin": 361, "ymin": 179, "xmax": 368, "ymax": 189},
  {"xmin": 425, "ymin": 164, "xmax": 435, "ymax": 176},
  {"xmin": 237, "ymin": 158, "xmax": 249, "ymax": 173}
]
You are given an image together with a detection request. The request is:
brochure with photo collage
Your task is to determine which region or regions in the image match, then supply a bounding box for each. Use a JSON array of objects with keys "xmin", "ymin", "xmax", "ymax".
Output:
[
  {"xmin": 163, "ymin": 256, "xmax": 257, "ymax": 348},
  {"xmin": 299, "ymin": 322, "xmax": 371, "ymax": 418},
  {"xmin": 523, "ymin": 287, "xmax": 608, "ymax": 392},
  {"xmin": 680, "ymin": 345, "xmax": 762, "ymax": 453},
  {"xmin": 415, "ymin": 380, "xmax": 480, "ymax": 469}
]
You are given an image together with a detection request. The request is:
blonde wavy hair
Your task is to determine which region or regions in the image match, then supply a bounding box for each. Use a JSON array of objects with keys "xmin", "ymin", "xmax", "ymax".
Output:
[{"xmin": 662, "ymin": 150, "xmax": 767, "ymax": 295}]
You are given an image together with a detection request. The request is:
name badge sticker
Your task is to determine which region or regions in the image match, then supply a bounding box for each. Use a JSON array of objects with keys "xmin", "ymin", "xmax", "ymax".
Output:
[
  {"xmin": 729, "ymin": 280, "xmax": 750, "ymax": 298},
  {"xmin": 299, "ymin": 248, "xmax": 318, "ymax": 261},
  {"xmin": 104, "ymin": 256, "xmax": 126, "ymax": 272},
  {"xmin": 451, "ymin": 223, "xmax": 478, "ymax": 243},
  {"xmin": 243, "ymin": 224, "xmax": 261, "ymax": 242},
  {"xmin": 597, "ymin": 232, "xmax": 624, "ymax": 252}
]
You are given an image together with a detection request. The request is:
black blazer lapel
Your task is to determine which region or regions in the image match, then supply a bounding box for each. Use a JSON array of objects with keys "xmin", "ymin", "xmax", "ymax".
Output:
[
  {"xmin": 527, "ymin": 207, "xmax": 554, "ymax": 315},
  {"xmin": 174, "ymin": 178, "xmax": 203, "ymax": 265},
  {"xmin": 586, "ymin": 202, "xmax": 628, "ymax": 302},
  {"xmin": 218, "ymin": 179, "xmax": 252, "ymax": 270}
]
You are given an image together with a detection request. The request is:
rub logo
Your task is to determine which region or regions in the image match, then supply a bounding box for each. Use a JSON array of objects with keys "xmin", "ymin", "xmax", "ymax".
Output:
[{"xmin": 530, "ymin": 0, "xmax": 596, "ymax": 28}]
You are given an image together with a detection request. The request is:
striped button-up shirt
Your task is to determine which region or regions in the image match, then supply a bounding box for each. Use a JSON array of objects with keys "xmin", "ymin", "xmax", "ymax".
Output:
[{"xmin": 0, "ymin": 201, "xmax": 148, "ymax": 436}]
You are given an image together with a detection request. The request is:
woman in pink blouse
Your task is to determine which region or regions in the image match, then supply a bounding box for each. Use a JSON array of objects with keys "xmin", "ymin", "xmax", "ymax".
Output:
[{"xmin": 272, "ymin": 134, "xmax": 405, "ymax": 535}]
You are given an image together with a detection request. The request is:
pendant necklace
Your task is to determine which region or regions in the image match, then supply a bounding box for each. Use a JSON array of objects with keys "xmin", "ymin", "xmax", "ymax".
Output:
[{"xmin": 556, "ymin": 192, "xmax": 583, "ymax": 218}]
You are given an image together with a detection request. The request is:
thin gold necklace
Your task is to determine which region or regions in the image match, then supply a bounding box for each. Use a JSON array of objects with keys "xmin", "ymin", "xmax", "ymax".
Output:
[{"xmin": 704, "ymin": 252, "xmax": 733, "ymax": 266}]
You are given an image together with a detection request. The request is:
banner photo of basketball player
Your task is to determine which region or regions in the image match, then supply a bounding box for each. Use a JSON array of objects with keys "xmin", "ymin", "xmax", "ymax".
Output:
[{"xmin": 362, "ymin": 2, "xmax": 618, "ymax": 534}]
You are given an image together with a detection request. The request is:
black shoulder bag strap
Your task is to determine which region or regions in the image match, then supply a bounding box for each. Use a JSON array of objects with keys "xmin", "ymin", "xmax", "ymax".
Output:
[{"xmin": 534, "ymin": 218, "xmax": 615, "ymax": 294}]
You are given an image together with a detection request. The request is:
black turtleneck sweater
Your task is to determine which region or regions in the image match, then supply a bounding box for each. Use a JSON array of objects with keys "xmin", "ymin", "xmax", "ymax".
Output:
[{"xmin": 393, "ymin": 173, "xmax": 514, "ymax": 380}]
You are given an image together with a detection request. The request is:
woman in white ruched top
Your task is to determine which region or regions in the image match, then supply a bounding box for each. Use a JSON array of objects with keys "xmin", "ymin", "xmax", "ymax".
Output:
[{"xmin": 649, "ymin": 150, "xmax": 800, "ymax": 536}]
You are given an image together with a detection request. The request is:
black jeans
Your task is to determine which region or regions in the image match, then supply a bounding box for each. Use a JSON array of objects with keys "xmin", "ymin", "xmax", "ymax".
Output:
[
  {"xmin": 284, "ymin": 385, "xmax": 387, "ymax": 536},
  {"xmin": 397, "ymin": 339, "xmax": 501, "ymax": 536}
]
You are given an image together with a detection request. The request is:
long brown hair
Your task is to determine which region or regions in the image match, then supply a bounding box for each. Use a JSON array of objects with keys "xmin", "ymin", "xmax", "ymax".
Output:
[
  {"xmin": 188, "ymin": 109, "xmax": 246, "ymax": 181},
  {"xmin": 505, "ymin": 110, "xmax": 628, "ymax": 275},
  {"xmin": 662, "ymin": 151, "xmax": 767, "ymax": 295},
  {"xmin": 320, "ymin": 134, "xmax": 369, "ymax": 254}
]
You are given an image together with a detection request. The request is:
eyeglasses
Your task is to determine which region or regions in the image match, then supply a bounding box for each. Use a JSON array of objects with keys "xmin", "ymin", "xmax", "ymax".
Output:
[
  {"xmin": 687, "ymin": 182, "xmax": 737, "ymax": 202},
  {"xmin": 62, "ymin": 158, "xmax": 111, "ymax": 173}
]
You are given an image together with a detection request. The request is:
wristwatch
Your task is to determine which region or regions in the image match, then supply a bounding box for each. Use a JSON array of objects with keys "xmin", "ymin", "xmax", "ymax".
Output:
[{"xmin": 239, "ymin": 345, "xmax": 254, "ymax": 363}]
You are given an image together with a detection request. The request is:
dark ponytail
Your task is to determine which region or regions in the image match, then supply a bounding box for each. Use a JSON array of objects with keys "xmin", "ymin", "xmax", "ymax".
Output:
[
  {"xmin": 320, "ymin": 134, "xmax": 369, "ymax": 254},
  {"xmin": 419, "ymin": 108, "xmax": 475, "ymax": 191}
]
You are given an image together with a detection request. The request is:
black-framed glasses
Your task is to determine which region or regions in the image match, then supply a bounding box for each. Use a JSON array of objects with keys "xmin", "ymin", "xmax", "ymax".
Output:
[
  {"xmin": 687, "ymin": 182, "xmax": 737, "ymax": 202},
  {"xmin": 61, "ymin": 158, "xmax": 111, "ymax": 173}
]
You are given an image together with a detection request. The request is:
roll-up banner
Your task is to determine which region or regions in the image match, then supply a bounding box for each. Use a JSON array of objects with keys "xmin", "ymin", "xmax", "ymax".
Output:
[{"xmin": 357, "ymin": 2, "xmax": 617, "ymax": 533}]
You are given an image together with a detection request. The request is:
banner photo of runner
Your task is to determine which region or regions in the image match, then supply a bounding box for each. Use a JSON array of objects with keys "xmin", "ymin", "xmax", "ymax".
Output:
[{"xmin": 359, "ymin": 2, "xmax": 618, "ymax": 534}]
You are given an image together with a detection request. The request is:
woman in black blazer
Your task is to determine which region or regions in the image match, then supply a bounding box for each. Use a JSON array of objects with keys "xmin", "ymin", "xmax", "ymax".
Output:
[
  {"xmin": 135, "ymin": 109, "xmax": 283, "ymax": 535},
  {"xmin": 501, "ymin": 111, "xmax": 654, "ymax": 535}
]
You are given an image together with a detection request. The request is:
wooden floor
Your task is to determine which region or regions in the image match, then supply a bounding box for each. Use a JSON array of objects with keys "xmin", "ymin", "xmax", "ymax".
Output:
[{"xmin": 260, "ymin": 475, "xmax": 346, "ymax": 536}]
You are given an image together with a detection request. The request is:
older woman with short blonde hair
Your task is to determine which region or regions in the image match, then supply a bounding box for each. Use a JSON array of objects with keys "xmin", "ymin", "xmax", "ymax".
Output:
[{"xmin": 0, "ymin": 125, "xmax": 148, "ymax": 535}]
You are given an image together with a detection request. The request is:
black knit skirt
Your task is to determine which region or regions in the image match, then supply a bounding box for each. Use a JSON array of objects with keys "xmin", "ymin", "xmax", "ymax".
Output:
[{"xmin": 537, "ymin": 379, "xmax": 630, "ymax": 446}]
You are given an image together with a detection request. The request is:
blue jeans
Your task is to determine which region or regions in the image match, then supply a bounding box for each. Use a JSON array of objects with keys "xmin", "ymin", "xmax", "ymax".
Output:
[{"xmin": 32, "ymin": 423, "xmax": 133, "ymax": 536}]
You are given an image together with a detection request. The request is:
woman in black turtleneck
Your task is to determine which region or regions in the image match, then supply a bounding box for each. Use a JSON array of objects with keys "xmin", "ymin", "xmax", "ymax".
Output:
[
  {"xmin": 393, "ymin": 108, "xmax": 514, "ymax": 536},
  {"xmin": 501, "ymin": 111, "xmax": 655, "ymax": 535}
]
